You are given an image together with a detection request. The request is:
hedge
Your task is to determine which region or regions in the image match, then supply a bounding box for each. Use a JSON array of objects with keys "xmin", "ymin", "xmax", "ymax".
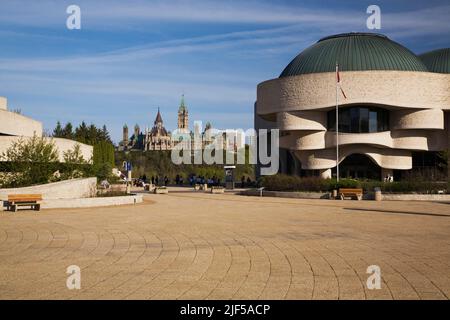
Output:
[{"xmin": 259, "ymin": 174, "xmax": 449, "ymax": 194}]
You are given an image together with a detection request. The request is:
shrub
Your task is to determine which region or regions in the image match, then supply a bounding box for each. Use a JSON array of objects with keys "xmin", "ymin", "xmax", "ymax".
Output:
[
  {"xmin": 0, "ymin": 136, "xmax": 59, "ymax": 187},
  {"xmin": 259, "ymin": 174, "xmax": 448, "ymax": 194},
  {"xmin": 0, "ymin": 138, "xmax": 95, "ymax": 188}
]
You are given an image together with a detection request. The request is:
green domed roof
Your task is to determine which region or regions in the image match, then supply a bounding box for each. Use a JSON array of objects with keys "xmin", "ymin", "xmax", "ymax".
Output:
[
  {"xmin": 419, "ymin": 48, "xmax": 450, "ymax": 74},
  {"xmin": 280, "ymin": 33, "xmax": 427, "ymax": 78}
]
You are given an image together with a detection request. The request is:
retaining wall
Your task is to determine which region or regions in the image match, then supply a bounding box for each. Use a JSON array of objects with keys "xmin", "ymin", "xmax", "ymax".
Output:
[{"xmin": 0, "ymin": 178, "xmax": 97, "ymax": 200}]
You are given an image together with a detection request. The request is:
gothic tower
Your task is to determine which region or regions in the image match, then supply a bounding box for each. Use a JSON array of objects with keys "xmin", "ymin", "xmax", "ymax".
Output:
[
  {"xmin": 177, "ymin": 94, "xmax": 189, "ymax": 132},
  {"xmin": 155, "ymin": 107, "xmax": 163, "ymax": 129}
]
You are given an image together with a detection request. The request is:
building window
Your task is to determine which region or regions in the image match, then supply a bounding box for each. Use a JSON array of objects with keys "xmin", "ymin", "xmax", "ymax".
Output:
[{"xmin": 327, "ymin": 106, "xmax": 389, "ymax": 133}]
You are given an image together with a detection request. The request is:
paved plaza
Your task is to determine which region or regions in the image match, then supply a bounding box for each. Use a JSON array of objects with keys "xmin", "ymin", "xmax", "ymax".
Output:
[{"xmin": 1, "ymin": 189, "xmax": 450, "ymax": 300}]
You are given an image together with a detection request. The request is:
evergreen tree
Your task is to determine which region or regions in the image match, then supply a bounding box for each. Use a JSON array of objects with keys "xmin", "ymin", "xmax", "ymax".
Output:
[
  {"xmin": 62, "ymin": 122, "xmax": 74, "ymax": 139},
  {"xmin": 53, "ymin": 121, "xmax": 63, "ymax": 137},
  {"xmin": 87, "ymin": 124, "xmax": 98, "ymax": 145},
  {"xmin": 75, "ymin": 121, "xmax": 88, "ymax": 143},
  {"xmin": 101, "ymin": 125, "xmax": 112, "ymax": 143}
]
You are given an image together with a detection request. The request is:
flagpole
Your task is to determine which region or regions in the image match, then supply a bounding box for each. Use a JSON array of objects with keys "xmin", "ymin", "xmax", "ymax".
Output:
[{"xmin": 335, "ymin": 63, "xmax": 340, "ymax": 183}]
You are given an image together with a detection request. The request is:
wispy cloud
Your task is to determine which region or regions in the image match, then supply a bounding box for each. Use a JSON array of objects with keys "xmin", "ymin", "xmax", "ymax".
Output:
[
  {"xmin": 0, "ymin": 0, "xmax": 362, "ymax": 26},
  {"xmin": 0, "ymin": 0, "xmax": 449, "ymax": 142}
]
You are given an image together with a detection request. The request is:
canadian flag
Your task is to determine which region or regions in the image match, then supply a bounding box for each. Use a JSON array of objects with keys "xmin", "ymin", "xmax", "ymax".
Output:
[{"xmin": 336, "ymin": 64, "xmax": 347, "ymax": 99}]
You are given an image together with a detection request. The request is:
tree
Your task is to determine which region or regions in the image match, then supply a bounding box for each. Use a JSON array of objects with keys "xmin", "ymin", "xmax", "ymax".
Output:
[
  {"xmin": 75, "ymin": 121, "xmax": 88, "ymax": 143},
  {"xmin": 62, "ymin": 144, "xmax": 89, "ymax": 179},
  {"xmin": 62, "ymin": 122, "xmax": 74, "ymax": 139},
  {"xmin": 63, "ymin": 143, "xmax": 86, "ymax": 164},
  {"xmin": 53, "ymin": 121, "xmax": 63, "ymax": 137},
  {"xmin": 100, "ymin": 125, "xmax": 112, "ymax": 143},
  {"xmin": 52, "ymin": 121, "xmax": 113, "ymax": 146},
  {"xmin": 1, "ymin": 136, "xmax": 59, "ymax": 186},
  {"xmin": 93, "ymin": 141, "xmax": 115, "ymax": 180}
]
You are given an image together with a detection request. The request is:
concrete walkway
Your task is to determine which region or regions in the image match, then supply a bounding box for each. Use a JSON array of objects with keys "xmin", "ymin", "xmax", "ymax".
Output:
[{"xmin": 0, "ymin": 188, "xmax": 449, "ymax": 300}]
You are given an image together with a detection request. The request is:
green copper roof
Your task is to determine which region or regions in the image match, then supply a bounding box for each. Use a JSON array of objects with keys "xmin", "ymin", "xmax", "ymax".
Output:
[
  {"xmin": 179, "ymin": 94, "xmax": 187, "ymax": 113},
  {"xmin": 419, "ymin": 48, "xmax": 450, "ymax": 74},
  {"xmin": 280, "ymin": 33, "xmax": 427, "ymax": 78}
]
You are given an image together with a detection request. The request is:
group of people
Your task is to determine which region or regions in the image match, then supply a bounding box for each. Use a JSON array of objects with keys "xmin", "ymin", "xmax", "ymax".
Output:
[
  {"xmin": 134, "ymin": 174, "xmax": 170, "ymax": 187},
  {"xmin": 188, "ymin": 175, "xmax": 222, "ymax": 187},
  {"xmin": 134, "ymin": 174, "xmax": 253, "ymax": 188},
  {"xmin": 240, "ymin": 176, "xmax": 254, "ymax": 188}
]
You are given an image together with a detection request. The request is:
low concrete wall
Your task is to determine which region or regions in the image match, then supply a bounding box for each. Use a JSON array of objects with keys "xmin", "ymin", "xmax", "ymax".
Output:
[
  {"xmin": 41, "ymin": 194, "xmax": 143, "ymax": 209},
  {"xmin": 382, "ymin": 194, "xmax": 450, "ymax": 201},
  {"xmin": 0, "ymin": 178, "xmax": 97, "ymax": 200},
  {"xmin": 241, "ymin": 189, "xmax": 450, "ymax": 202}
]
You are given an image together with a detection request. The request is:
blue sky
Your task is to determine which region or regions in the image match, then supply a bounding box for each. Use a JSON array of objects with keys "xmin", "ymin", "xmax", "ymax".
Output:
[{"xmin": 0, "ymin": 0, "xmax": 449, "ymax": 143}]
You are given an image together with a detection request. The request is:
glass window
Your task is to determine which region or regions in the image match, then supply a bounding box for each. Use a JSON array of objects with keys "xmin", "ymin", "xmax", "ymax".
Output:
[
  {"xmin": 350, "ymin": 108, "xmax": 359, "ymax": 133},
  {"xmin": 340, "ymin": 108, "xmax": 350, "ymax": 132},
  {"xmin": 369, "ymin": 111, "xmax": 377, "ymax": 133},
  {"xmin": 327, "ymin": 106, "xmax": 389, "ymax": 133},
  {"xmin": 360, "ymin": 108, "xmax": 369, "ymax": 133}
]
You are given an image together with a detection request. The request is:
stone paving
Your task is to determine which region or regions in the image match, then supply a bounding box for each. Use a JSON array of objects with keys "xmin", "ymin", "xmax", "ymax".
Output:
[{"xmin": 0, "ymin": 188, "xmax": 450, "ymax": 300}]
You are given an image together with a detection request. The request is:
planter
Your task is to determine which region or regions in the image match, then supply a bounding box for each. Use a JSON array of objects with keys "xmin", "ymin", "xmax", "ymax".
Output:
[
  {"xmin": 210, "ymin": 187, "xmax": 224, "ymax": 194},
  {"xmin": 374, "ymin": 188, "xmax": 382, "ymax": 201},
  {"xmin": 154, "ymin": 187, "xmax": 169, "ymax": 194}
]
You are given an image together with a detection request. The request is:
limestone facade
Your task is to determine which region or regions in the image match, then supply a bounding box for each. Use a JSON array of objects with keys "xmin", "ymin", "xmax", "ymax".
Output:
[
  {"xmin": 0, "ymin": 97, "xmax": 93, "ymax": 163},
  {"xmin": 256, "ymin": 58, "xmax": 450, "ymax": 180}
]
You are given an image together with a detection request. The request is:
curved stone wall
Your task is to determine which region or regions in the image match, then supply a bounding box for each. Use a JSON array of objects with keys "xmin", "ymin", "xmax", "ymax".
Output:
[
  {"xmin": 277, "ymin": 111, "xmax": 326, "ymax": 131},
  {"xmin": 256, "ymin": 70, "xmax": 450, "ymax": 173},
  {"xmin": 0, "ymin": 136, "xmax": 93, "ymax": 163},
  {"xmin": 0, "ymin": 109, "xmax": 43, "ymax": 137},
  {"xmin": 0, "ymin": 178, "xmax": 97, "ymax": 200},
  {"xmin": 391, "ymin": 109, "xmax": 444, "ymax": 130},
  {"xmin": 257, "ymin": 71, "xmax": 450, "ymax": 115},
  {"xmin": 294, "ymin": 145, "xmax": 412, "ymax": 170}
]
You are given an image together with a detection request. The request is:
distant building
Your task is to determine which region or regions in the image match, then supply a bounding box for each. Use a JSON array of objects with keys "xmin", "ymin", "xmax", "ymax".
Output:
[
  {"xmin": 118, "ymin": 95, "xmax": 242, "ymax": 152},
  {"xmin": 144, "ymin": 109, "xmax": 172, "ymax": 150}
]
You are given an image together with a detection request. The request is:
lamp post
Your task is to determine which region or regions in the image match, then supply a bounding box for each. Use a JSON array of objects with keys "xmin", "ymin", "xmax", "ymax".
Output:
[{"xmin": 335, "ymin": 63, "xmax": 340, "ymax": 183}]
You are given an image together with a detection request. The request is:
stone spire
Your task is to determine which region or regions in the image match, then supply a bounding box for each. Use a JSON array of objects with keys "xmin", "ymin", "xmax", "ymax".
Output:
[
  {"xmin": 177, "ymin": 95, "xmax": 189, "ymax": 130},
  {"xmin": 154, "ymin": 107, "xmax": 163, "ymax": 125}
]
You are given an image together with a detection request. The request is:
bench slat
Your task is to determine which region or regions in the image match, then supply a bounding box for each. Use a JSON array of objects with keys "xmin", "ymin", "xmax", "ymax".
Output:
[{"xmin": 8, "ymin": 194, "xmax": 42, "ymax": 201}]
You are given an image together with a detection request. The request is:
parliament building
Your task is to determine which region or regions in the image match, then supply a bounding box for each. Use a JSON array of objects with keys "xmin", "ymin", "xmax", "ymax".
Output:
[{"xmin": 118, "ymin": 95, "xmax": 216, "ymax": 152}]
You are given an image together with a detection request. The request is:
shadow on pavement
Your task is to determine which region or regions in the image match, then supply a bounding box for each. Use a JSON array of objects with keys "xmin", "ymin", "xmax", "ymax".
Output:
[{"xmin": 344, "ymin": 208, "xmax": 450, "ymax": 218}]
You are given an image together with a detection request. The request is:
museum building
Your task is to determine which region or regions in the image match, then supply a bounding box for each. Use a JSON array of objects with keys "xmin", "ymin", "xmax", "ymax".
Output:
[{"xmin": 255, "ymin": 33, "xmax": 450, "ymax": 180}]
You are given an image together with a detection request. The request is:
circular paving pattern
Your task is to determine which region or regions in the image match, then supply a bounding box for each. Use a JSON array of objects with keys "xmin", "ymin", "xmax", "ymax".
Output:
[{"xmin": 1, "ymin": 190, "xmax": 449, "ymax": 300}]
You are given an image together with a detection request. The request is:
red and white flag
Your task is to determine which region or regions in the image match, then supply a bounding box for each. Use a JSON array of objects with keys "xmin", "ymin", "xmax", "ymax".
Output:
[{"xmin": 336, "ymin": 64, "xmax": 347, "ymax": 99}]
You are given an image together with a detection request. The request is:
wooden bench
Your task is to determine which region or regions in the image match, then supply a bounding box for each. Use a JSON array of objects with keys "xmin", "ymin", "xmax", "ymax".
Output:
[
  {"xmin": 6, "ymin": 194, "xmax": 42, "ymax": 212},
  {"xmin": 338, "ymin": 188, "xmax": 363, "ymax": 201}
]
